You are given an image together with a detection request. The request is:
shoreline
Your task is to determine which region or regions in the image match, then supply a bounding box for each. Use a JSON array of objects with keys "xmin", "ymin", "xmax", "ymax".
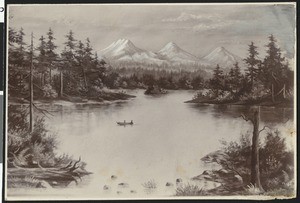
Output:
[
  {"xmin": 8, "ymin": 91, "xmax": 136, "ymax": 106},
  {"xmin": 184, "ymin": 99, "xmax": 294, "ymax": 108}
]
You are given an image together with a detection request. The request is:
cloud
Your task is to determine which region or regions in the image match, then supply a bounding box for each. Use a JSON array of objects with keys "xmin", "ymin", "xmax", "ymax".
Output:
[
  {"xmin": 192, "ymin": 21, "xmax": 232, "ymax": 32},
  {"xmin": 162, "ymin": 12, "xmax": 214, "ymax": 23}
]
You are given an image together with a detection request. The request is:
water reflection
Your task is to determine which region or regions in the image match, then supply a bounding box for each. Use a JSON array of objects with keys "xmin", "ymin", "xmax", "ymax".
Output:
[{"xmin": 188, "ymin": 103, "xmax": 293, "ymax": 124}]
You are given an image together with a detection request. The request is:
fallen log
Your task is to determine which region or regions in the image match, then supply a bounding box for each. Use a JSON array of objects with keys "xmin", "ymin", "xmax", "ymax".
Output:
[{"xmin": 7, "ymin": 157, "xmax": 92, "ymax": 188}]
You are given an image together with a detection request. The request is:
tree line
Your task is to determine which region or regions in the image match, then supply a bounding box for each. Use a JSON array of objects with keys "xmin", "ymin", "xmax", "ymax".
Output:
[
  {"xmin": 205, "ymin": 35, "xmax": 293, "ymax": 103},
  {"xmin": 8, "ymin": 27, "xmax": 209, "ymax": 101},
  {"xmin": 9, "ymin": 27, "xmax": 114, "ymax": 100}
]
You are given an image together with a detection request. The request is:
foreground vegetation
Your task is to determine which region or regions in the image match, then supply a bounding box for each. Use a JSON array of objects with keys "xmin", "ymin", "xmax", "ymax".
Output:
[
  {"xmin": 7, "ymin": 105, "xmax": 91, "ymax": 188},
  {"xmin": 188, "ymin": 129, "xmax": 294, "ymax": 196}
]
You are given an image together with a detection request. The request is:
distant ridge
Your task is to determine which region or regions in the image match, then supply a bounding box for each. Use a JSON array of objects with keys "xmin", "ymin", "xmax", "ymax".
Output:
[{"xmin": 99, "ymin": 39, "xmax": 244, "ymax": 71}]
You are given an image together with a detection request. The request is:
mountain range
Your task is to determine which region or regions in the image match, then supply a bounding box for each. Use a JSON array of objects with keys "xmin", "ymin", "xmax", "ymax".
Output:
[{"xmin": 99, "ymin": 39, "xmax": 244, "ymax": 71}]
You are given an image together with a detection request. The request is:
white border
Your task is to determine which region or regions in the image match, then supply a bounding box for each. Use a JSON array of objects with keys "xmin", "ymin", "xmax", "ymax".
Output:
[{"xmin": 4, "ymin": 2, "xmax": 297, "ymax": 201}]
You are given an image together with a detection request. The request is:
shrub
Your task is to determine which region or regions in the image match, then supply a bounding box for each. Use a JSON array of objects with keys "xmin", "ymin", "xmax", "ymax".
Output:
[
  {"xmin": 142, "ymin": 179, "xmax": 157, "ymax": 189},
  {"xmin": 176, "ymin": 183, "xmax": 203, "ymax": 196},
  {"xmin": 42, "ymin": 84, "xmax": 58, "ymax": 99},
  {"xmin": 203, "ymin": 130, "xmax": 294, "ymax": 193}
]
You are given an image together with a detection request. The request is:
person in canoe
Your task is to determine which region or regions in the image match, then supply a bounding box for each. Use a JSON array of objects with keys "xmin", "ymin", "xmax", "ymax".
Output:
[{"xmin": 117, "ymin": 120, "xmax": 134, "ymax": 126}]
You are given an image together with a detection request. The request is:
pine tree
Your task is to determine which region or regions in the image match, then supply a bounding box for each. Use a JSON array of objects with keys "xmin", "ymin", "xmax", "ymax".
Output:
[
  {"xmin": 227, "ymin": 62, "xmax": 242, "ymax": 94},
  {"xmin": 94, "ymin": 52, "xmax": 107, "ymax": 79},
  {"xmin": 244, "ymin": 42, "xmax": 260, "ymax": 87},
  {"xmin": 8, "ymin": 27, "xmax": 29, "ymax": 95},
  {"xmin": 37, "ymin": 35, "xmax": 47, "ymax": 86},
  {"xmin": 260, "ymin": 35, "xmax": 287, "ymax": 101},
  {"xmin": 60, "ymin": 30, "xmax": 77, "ymax": 97},
  {"xmin": 45, "ymin": 28, "xmax": 58, "ymax": 84},
  {"xmin": 209, "ymin": 64, "xmax": 224, "ymax": 96},
  {"xmin": 8, "ymin": 27, "xmax": 18, "ymax": 46},
  {"xmin": 75, "ymin": 40, "xmax": 88, "ymax": 88}
]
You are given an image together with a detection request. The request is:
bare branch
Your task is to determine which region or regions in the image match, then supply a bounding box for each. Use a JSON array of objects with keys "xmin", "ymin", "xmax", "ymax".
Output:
[
  {"xmin": 32, "ymin": 103, "xmax": 54, "ymax": 117},
  {"xmin": 60, "ymin": 160, "xmax": 73, "ymax": 170},
  {"xmin": 69, "ymin": 157, "xmax": 81, "ymax": 172},
  {"xmin": 259, "ymin": 125, "xmax": 271, "ymax": 133},
  {"xmin": 33, "ymin": 83, "xmax": 44, "ymax": 91},
  {"xmin": 240, "ymin": 113, "xmax": 254, "ymax": 124}
]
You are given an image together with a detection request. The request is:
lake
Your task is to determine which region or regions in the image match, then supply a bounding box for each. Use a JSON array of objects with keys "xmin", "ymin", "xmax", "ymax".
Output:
[{"xmin": 8, "ymin": 90, "xmax": 294, "ymax": 200}]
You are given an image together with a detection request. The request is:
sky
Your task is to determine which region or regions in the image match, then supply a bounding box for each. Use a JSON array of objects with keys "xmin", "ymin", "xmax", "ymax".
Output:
[{"xmin": 8, "ymin": 3, "xmax": 296, "ymax": 59}]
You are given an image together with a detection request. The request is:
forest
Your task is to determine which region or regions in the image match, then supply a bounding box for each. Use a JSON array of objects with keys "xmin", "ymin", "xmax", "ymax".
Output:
[{"xmin": 191, "ymin": 36, "xmax": 294, "ymax": 106}]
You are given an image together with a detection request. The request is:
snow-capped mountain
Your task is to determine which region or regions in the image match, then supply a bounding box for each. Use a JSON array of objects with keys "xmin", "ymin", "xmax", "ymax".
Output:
[
  {"xmin": 100, "ymin": 39, "xmax": 167, "ymax": 66},
  {"xmin": 201, "ymin": 47, "xmax": 244, "ymax": 68},
  {"xmin": 98, "ymin": 39, "xmax": 244, "ymax": 71},
  {"xmin": 158, "ymin": 42, "xmax": 207, "ymax": 66}
]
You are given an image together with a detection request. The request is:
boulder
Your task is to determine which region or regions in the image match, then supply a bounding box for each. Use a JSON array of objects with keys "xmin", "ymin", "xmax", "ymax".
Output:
[
  {"xmin": 118, "ymin": 182, "xmax": 129, "ymax": 188},
  {"xmin": 103, "ymin": 185, "xmax": 110, "ymax": 190},
  {"xmin": 111, "ymin": 175, "xmax": 117, "ymax": 180},
  {"xmin": 176, "ymin": 178, "xmax": 183, "ymax": 184}
]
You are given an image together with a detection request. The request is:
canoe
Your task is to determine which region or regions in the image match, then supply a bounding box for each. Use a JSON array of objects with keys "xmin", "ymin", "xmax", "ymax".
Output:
[{"xmin": 117, "ymin": 121, "xmax": 133, "ymax": 126}]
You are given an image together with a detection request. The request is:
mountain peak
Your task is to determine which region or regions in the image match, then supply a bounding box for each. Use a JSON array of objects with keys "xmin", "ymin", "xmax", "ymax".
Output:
[
  {"xmin": 113, "ymin": 38, "xmax": 133, "ymax": 46},
  {"xmin": 100, "ymin": 38, "xmax": 144, "ymax": 59},
  {"xmin": 158, "ymin": 41, "xmax": 202, "ymax": 65},
  {"xmin": 166, "ymin": 41, "xmax": 178, "ymax": 47},
  {"xmin": 213, "ymin": 46, "xmax": 227, "ymax": 53},
  {"xmin": 159, "ymin": 42, "xmax": 182, "ymax": 54},
  {"xmin": 202, "ymin": 46, "xmax": 243, "ymax": 68}
]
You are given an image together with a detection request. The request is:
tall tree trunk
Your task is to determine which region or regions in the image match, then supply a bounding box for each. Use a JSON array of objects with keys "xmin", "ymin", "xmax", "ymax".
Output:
[
  {"xmin": 251, "ymin": 108, "xmax": 263, "ymax": 191},
  {"xmin": 40, "ymin": 73, "xmax": 44, "ymax": 87},
  {"xmin": 43, "ymin": 73, "xmax": 46, "ymax": 86},
  {"xmin": 271, "ymin": 84, "xmax": 275, "ymax": 102},
  {"xmin": 49, "ymin": 66, "xmax": 52, "ymax": 85},
  {"xmin": 60, "ymin": 70, "xmax": 63, "ymax": 98},
  {"xmin": 82, "ymin": 67, "xmax": 87, "ymax": 89},
  {"xmin": 29, "ymin": 33, "xmax": 34, "ymax": 132}
]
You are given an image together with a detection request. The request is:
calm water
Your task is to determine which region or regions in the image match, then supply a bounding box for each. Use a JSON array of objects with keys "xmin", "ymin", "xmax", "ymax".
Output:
[{"xmin": 8, "ymin": 90, "xmax": 294, "ymax": 200}]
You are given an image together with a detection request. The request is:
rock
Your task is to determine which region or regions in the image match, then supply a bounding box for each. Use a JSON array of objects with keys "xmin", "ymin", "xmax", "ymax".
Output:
[
  {"xmin": 234, "ymin": 175, "xmax": 243, "ymax": 183},
  {"xmin": 176, "ymin": 178, "xmax": 183, "ymax": 184},
  {"xmin": 203, "ymin": 180, "xmax": 222, "ymax": 190},
  {"xmin": 218, "ymin": 169, "xmax": 230, "ymax": 174},
  {"xmin": 118, "ymin": 182, "xmax": 129, "ymax": 188},
  {"xmin": 166, "ymin": 182, "xmax": 174, "ymax": 187},
  {"xmin": 202, "ymin": 170, "xmax": 213, "ymax": 175},
  {"xmin": 117, "ymin": 191, "xmax": 122, "ymax": 194},
  {"xmin": 36, "ymin": 181, "xmax": 51, "ymax": 188},
  {"xmin": 103, "ymin": 185, "xmax": 110, "ymax": 190},
  {"xmin": 111, "ymin": 175, "xmax": 117, "ymax": 180},
  {"xmin": 130, "ymin": 190, "xmax": 137, "ymax": 193},
  {"xmin": 52, "ymin": 181, "xmax": 58, "ymax": 186}
]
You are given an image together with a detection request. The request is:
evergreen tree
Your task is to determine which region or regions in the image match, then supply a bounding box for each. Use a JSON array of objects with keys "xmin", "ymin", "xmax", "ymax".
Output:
[
  {"xmin": 37, "ymin": 35, "xmax": 47, "ymax": 86},
  {"xmin": 244, "ymin": 42, "xmax": 260, "ymax": 87},
  {"xmin": 45, "ymin": 28, "xmax": 58, "ymax": 83},
  {"xmin": 260, "ymin": 35, "xmax": 287, "ymax": 101},
  {"xmin": 60, "ymin": 30, "xmax": 77, "ymax": 96},
  {"xmin": 209, "ymin": 64, "xmax": 224, "ymax": 96},
  {"xmin": 8, "ymin": 27, "xmax": 18, "ymax": 46},
  {"xmin": 191, "ymin": 75, "xmax": 204, "ymax": 90},
  {"xmin": 75, "ymin": 40, "xmax": 88, "ymax": 89},
  {"xmin": 8, "ymin": 27, "xmax": 29, "ymax": 96}
]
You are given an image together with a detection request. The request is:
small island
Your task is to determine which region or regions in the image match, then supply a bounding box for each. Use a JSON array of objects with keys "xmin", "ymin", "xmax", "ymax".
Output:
[{"xmin": 144, "ymin": 85, "xmax": 168, "ymax": 95}]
